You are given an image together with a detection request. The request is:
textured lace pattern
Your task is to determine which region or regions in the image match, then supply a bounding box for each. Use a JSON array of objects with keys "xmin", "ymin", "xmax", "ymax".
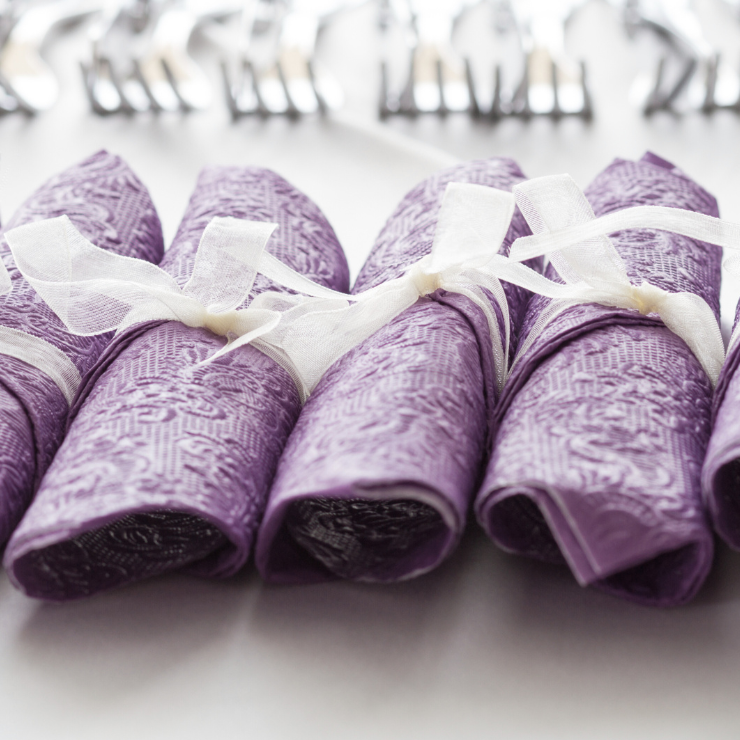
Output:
[
  {"xmin": 6, "ymin": 167, "xmax": 350, "ymax": 600},
  {"xmin": 0, "ymin": 150, "xmax": 164, "ymax": 549},
  {"xmin": 256, "ymin": 158, "xmax": 537, "ymax": 584},
  {"xmin": 477, "ymin": 154, "xmax": 720, "ymax": 606}
]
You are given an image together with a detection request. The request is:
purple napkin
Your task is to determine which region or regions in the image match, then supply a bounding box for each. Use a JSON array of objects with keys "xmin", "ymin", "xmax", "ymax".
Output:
[
  {"xmin": 5, "ymin": 167, "xmax": 350, "ymax": 600},
  {"xmin": 0, "ymin": 151, "xmax": 163, "ymax": 551},
  {"xmin": 255, "ymin": 158, "xmax": 536, "ymax": 584},
  {"xmin": 702, "ymin": 300, "xmax": 740, "ymax": 546},
  {"xmin": 476, "ymin": 153, "xmax": 720, "ymax": 606}
]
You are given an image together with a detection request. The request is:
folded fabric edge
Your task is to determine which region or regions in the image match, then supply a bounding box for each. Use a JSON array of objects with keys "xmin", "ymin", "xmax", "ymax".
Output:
[
  {"xmin": 477, "ymin": 483, "xmax": 714, "ymax": 607},
  {"xmin": 496, "ymin": 309, "xmax": 663, "ymax": 425},
  {"xmin": 65, "ymin": 320, "xmax": 165, "ymax": 428},
  {"xmin": 4, "ymin": 499, "xmax": 251, "ymax": 601},
  {"xmin": 702, "ymin": 440, "xmax": 740, "ymax": 549}
]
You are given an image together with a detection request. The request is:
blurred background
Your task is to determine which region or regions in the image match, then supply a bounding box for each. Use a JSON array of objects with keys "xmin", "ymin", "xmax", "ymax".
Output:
[{"xmin": 2, "ymin": 1, "xmax": 740, "ymax": 276}]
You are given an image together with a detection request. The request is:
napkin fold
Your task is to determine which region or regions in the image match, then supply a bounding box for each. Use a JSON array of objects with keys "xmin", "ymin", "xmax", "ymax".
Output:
[
  {"xmin": 5, "ymin": 167, "xmax": 350, "ymax": 600},
  {"xmin": 256, "ymin": 158, "xmax": 536, "ymax": 584},
  {"xmin": 476, "ymin": 153, "xmax": 720, "ymax": 606},
  {"xmin": 702, "ymin": 303, "xmax": 740, "ymax": 547},
  {"xmin": 0, "ymin": 151, "xmax": 163, "ymax": 550}
]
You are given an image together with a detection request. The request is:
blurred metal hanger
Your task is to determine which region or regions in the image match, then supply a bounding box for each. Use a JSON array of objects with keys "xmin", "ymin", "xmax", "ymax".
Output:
[
  {"xmin": 619, "ymin": 0, "xmax": 740, "ymax": 114},
  {"xmin": 1, "ymin": 0, "xmax": 102, "ymax": 113},
  {"xmin": 224, "ymin": 0, "xmax": 362, "ymax": 118},
  {"xmin": 508, "ymin": 0, "xmax": 592, "ymax": 119},
  {"xmin": 379, "ymin": 0, "xmax": 478, "ymax": 117}
]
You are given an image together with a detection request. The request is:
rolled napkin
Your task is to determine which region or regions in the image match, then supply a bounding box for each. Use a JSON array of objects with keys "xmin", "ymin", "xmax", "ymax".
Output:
[
  {"xmin": 5, "ymin": 166, "xmax": 350, "ymax": 600},
  {"xmin": 476, "ymin": 152, "xmax": 721, "ymax": 606},
  {"xmin": 0, "ymin": 151, "xmax": 163, "ymax": 550},
  {"xmin": 255, "ymin": 158, "xmax": 536, "ymax": 584},
  {"xmin": 702, "ymin": 300, "xmax": 740, "ymax": 546}
]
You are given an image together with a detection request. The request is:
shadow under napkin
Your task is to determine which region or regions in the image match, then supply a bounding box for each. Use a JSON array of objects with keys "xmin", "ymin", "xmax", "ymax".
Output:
[
  {"xmin": 256, "ymin": 158, "xmax": 536, "ymax": 584},
  {"xmin": 4, "ymin": 167, "xmax": 349, "ymax": 600},
  {"xmin": 0, "ymin": 150, "xmax": 163, "ymax": 551},
  {"xmin": 476, "ymin": 153, "xmax": 720, "ymax": 607}
]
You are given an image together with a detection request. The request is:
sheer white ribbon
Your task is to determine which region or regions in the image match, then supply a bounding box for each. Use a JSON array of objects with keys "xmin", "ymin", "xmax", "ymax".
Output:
[
  {"xmin": 505, "ymin": 173, "xmax": 734, "ymax": 385},
  {"xmin": 1, "ymin": 183, "xmax": 525, "ymax": 402},
  {"xmin": 0, "ymin": 252, "xmax": 81, "ymax": 404},
  {"xmin": 247, "ymin": 182, "xmax": 519, "ymax": 400},
  {"xmin": 0, "ymin": 216, "xmax": 298, "ymax": 403},
  {"xmin": 4, "ymin": 174, "xmax": 739, "ymax": 404}
]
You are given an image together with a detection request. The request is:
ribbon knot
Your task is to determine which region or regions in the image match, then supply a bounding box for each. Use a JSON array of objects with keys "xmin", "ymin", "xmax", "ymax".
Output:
[
  {"xmin": 407, "ymin": 262, "xmax": 442, "ymax": 297},
  {"xmin": 630, "ymin": 281, "xmax": 668, "ymax": 316},
  {"xmin": 199, "ymin": 308, "xmax": 242, "ymax": 337},
  {"xmin": 248, "ymin": 181, "xmax": 520, "ymax": 399}
]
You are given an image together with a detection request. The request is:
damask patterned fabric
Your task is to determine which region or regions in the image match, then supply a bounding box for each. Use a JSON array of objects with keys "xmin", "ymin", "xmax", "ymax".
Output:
[
  {"xmin": 255, "ymin": 158, "xmax": 536, "ymax": 584},
  {"xmin": 476, "ymin": 153, "xmax": 720, "ymax": 606},
  {"xmin": 702, "ymin": 289, "xmax": 740, "ymax": 547},
  {"xmin": 0, "ymin": 151, "xmax": 163, "ymax": 552},
  {"xmin": 5, "ymin": 167, "xmax": 350, "ymax": 600}
]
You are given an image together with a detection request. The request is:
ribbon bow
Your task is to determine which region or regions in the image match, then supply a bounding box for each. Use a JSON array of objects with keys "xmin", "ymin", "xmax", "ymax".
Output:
[
  {"xmin": 0, "ymin": 215, "xmax": 349, "ymax": 401},
  {"xmin": 5, "ymin": 215, "xmax": 284, "ymax": 337},
  {"xmin": 506, "ymin": 173, "xmax": 734, "ymax": 385},
  {"xmin": 9, "ymin": 175, "xmax": 736, "ymax": 403},
  {"xmin": 238, "ymin": 182, "xmax": 520, "ymax": 400},
  {"xmin": 3, "ymin": 183, "xmax": 527, "ymax": 403}
]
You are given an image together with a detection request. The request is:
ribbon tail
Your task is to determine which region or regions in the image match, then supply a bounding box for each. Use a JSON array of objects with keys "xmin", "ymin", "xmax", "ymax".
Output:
[
  {"xmin": 259, "ymin": 251, "xmax": 357, "ymax": 301},
  {"xmin": 198, "ymin": 310, "xmax": 282, "ymax": 366},
  {"xmin": 443, "ymin": 280, "xmax": 507, "ymax": 396},
  {"xmin": 657, "ymin": 293, "xmax": 725, "ymax": 386},
  {"xmin": 5, "ymin": 215, "xmax": 186, "ymax": 335},
  {"xmin": 276, "ymin": 281, "xmax": 421, "ymax": 398},
  {"xmin": 458, "ymin": 267, "xmax": 511, "ymax": 372},
  {"xmin": 514, "ymin": 205, "xmax": 740, "ymax": 261}
]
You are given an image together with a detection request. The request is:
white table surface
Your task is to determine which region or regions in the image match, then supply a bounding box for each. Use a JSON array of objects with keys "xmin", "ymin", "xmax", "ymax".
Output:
[{"xmin": 2, "ymin": 1, "xmax": 740, "ymax": 738}]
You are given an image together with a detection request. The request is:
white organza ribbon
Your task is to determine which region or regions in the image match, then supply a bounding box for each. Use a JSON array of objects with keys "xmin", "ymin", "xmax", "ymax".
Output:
[
  {"xmin": 250, "ymin": 182, "xmax": 520, "ymax": 399},
  {"xmin": 505, "ymin": 173, "xmax": 735, "ymax": 385},
  {"xmin": 7, "ymin": 174, "xmax": 736, "ymax": 404},
  {"xmin": 2, "ymin": 183, "xmax": 531, "ymax": 403},
  {"xmin": 0, "ymin": 253, "xmax": 81, "ymax": 403},
  {"xmin": 0, "ymin": 215, "xmax": 312, "ymax": 403}
]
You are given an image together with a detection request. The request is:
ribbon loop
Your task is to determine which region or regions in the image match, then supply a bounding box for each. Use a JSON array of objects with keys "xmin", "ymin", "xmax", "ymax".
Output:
[
  {"xmin": 428, "ymin": 182, "xmax": 516, "ymax": 272},
  {"xmin": 183, "ymin": 217, "xmax": 277, "ymax": 312},
  {"xmin": 4, "ymin": 214, "xmax": 281, "ymax": 349},
  {"xmin": 513, "ymin": 174, "xmax": 630, "ymax": 293}
]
